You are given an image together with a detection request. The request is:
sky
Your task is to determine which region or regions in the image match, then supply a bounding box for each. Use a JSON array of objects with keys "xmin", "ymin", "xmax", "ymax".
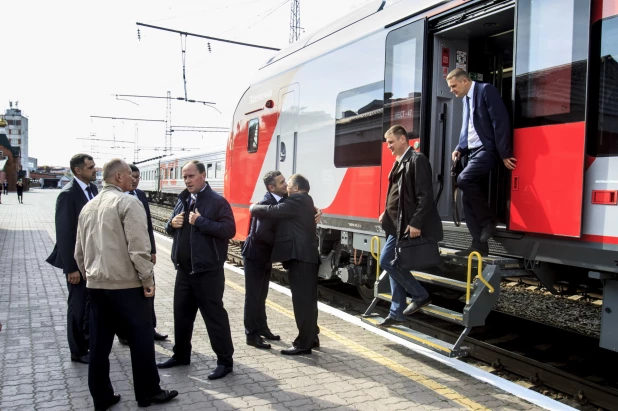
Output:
[{"xmin": 0, "ymin": 0, "xmax": 377, "ymax": 166}]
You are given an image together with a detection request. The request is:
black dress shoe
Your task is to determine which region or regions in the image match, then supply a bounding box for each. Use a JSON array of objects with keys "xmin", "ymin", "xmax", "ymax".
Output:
[
  {"xmin": 156, "ymin": 357, "xmax": 190, "ymax": 369},
  {"xmin": 71, "ymin": 353, "xmax": 89, "ymax": 364},
  {"xmin": 247, "ymin": 335, "xmax": 271, "ymax": 349},
  {"xmin": 281, "ymin": 346, "xmax": 312, "ymax": 355},
  {"xmin": 260, "ymin": 330, "xmax": 280, "ymax": 341},
  {"xmin": 480, "ymin": 220, "xmax": 497, "ymax": 243},
  {"xmin": 377, "ymin": 317, "xmax": 405, "ymax": 327},
  {"xmin": 137, "ymin": 389, "xmax": 178, "ymax": 407},
  {"xmin": 454, "ymin": 247, "xmax": 489, "ymax": 257},
  {"xmin": 153, "ymin": 330, "xmax": 168, "ymax": 341},
  {"xmin": 403, "ymin": 297, "xmax": 432, "ymax": 316},
  {"xmin": 208, "ymin": 365, "xmax": 233, "ymax": 380},
  {"xmin": 94, "ymin": 393, "xmax": 121, "ymax": 410}
]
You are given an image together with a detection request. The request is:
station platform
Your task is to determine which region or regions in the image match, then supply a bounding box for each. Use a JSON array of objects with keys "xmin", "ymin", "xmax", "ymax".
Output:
[{"xmin": 0, "ymin": 190, "xmax": 572, "ymax": 410}]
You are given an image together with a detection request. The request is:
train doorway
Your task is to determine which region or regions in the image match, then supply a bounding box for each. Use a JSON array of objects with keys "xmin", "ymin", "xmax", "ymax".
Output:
[{"xmin": 428, "ymin": 4, "xmax": 515, "ymax": 237}]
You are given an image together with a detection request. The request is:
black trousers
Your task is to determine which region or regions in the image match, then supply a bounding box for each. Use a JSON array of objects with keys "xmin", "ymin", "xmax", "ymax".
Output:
[
  {"xmin": 66, "ymin": 277, "xmax": 89, "ymax": 357},
  {"xmin": 172, "ymin": 266, "xmax": 234, "ymax": 366},
  {"xmin": 457, "ymin": 148, "xmax": 496, "ymax": 246},
  {"xmin": 88, "ymin": 288, "xmax": 161, "ymax": 407},
  {"xmin": 243, "ymin": 257, "xmax": 272, "ymax": 337},
  {"xmin": 287, "ymin": 260, "xmax": 319, "ymax": 350}
]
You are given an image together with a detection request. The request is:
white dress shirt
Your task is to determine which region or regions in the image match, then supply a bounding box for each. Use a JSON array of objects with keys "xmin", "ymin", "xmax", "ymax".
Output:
[
  {"xmin": 272, "ymin": 193, "xmax": 282, "ymax": 203},
  {"xmin": 75, "ymin": 178, "xmax": 94, "ymax": 201},
  {"xmin": 466, "ymin": 81, "xmax": 483, "ymax": 149}
]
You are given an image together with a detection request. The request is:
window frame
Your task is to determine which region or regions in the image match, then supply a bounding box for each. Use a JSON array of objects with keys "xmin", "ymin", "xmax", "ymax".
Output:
[{"xmin": 247, "ymin": 118, "xmax": 259, "ymax": 153}]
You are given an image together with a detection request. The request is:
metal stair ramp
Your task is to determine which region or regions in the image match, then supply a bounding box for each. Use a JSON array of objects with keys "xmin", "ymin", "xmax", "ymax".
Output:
[{"xmin": 363, "ymin": 238, "xmax": 511, "ymax": 358}]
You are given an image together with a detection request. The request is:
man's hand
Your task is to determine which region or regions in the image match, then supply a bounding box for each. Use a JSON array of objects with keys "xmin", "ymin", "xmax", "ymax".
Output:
[
  {"xmin": 452, "ymin": 150, "xmax": 461, "ymax": 163},
  {"xmin": 503, "ymin": 157, "xmax": 517, "ymax": 170},
  {"xmin": 189, "ymin": 209, "xmax": 201, "ymax": 225},
  {"xmin": 405, "ymin": 225, "xmax": 421, "ymax": 238},
  {"xmin": 67, "ymin": 271, "xmax": 81, "ymax": 285},
  {"xmin": 379, "ymin": 212, "xmax": 384, "ymax": 223},
  {"xmin": 171, "ymin": 212, "xmax": 185, "ymax": 229},
  {"xmin": 151, "ymin": 254, "xmax": 157, "ymax": 265},
  {"xmin": 144, "ymin": 285, "xmax": 156, "ymax": 298},
  {"xmin": 314, "ymin": 207, "xmax": 323, "ymax": 224},
  {"xmin": 249, "ymin": 203, "xmax": 255, "ymax": 213}
]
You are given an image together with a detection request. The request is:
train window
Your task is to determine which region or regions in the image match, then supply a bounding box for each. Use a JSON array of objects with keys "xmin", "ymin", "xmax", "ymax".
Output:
[
  {"xmin": 207, "ymin": 163, "xmax": 215, "ymax": 179},
  {"xmin": 587, "ymin": 16, "xmax": 618, "ymax": 157},
  {"xmin": 514, "ymin": 0, "xmax": 589, "ymax": 127},
  {"xmin": 384, "ymin": 21, "xmax": 425, "ymax": 140},
  {"xmin": 215, "ymin": 162, "xmax": 222, "ymax": 178},
  {"xmin": 170, "ymin": 167, "xmax": 174, "ymax": 179},
  {"xmin": 248, "ymin": 118, "xmax": 259, "ymax": 153},
  {"xmin": 334, "ymin": 82, "xmax": 384, "ymax": 167}
]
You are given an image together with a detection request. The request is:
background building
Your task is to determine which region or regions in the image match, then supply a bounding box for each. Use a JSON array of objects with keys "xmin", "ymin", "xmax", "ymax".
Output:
[
  {"xmin": 0, "ymin": 117, "xmax": 23, "ymax": 191},
  {"xmin": 28, "ymin": 157, "xmax": 38, "ymax": 172},
  {"xmin": 4, "ymin": 101, "xmax": 29, "ymax": 178}
]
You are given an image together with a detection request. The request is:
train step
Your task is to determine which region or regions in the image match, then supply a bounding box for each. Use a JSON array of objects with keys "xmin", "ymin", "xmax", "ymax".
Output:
[
  {"xmin": 440, "ymin": 247, "xmax": 523, "ymax": 271},
  {"xmin": 363, "ymin": 247, "xmax": 503, "ymax": 357},
  {"xmin": 361, "ymin": 315, "xmax": 469, "ymax": 358},
  {"xmin": 411, "ymin": 271, "xmax": 468, "ymax": 292},
  {"xmin": 377, "ymin": 293, "xmax": 464, "ymax": 326}
]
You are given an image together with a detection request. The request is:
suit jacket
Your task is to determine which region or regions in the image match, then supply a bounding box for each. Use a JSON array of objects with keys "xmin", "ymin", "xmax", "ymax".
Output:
[
  {"xmin": 456, "ymin": 82, "xmax": 512, "ymax": 160},
  {"xmin": 382, "ymin": 149, "xmax": 443, "ymax": 243},
  {"xmin": 46, "ymin": 178, "xmax": 99, "ymax": 274},
  {"xmin": 135, "ymin": 189, "xmax": 156, "ymax": 254},
  {"xmin": 251, "ymin": 193, "xmax": 319, "ymax": 265},
  {"xmin": 242, "ymin": 191, "xmax": 278, "ymax": 263}
]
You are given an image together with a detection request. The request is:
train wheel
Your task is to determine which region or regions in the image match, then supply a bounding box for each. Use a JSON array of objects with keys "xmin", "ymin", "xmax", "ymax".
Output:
[{"xmin": 357, "ymin": 284, "xmax": 375, "ymax": 303}]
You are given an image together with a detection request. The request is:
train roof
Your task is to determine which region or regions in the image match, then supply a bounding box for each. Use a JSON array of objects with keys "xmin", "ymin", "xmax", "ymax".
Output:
[{"xmin": 253, "ymin": 0, "xmax": 449, "ymax": 84}]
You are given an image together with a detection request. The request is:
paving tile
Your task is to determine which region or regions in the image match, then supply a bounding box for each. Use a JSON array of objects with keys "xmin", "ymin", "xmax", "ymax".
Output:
[{"xmin": 0, "ymin": 190, "xmax": 545, "ymax": 410}]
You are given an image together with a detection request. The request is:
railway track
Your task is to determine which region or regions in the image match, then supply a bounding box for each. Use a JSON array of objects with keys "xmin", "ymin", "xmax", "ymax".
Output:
[{"xmin": 150, "ymin": 203, "xmax": 618, "ymax": 410}]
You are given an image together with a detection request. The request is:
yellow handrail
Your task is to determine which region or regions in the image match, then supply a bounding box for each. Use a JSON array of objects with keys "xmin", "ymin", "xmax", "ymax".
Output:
[
  {"xmin": 466, "ymin": 251, "xmax": 495, "ymax": 304},
  {"xmin": 370, "ymin": 236, "xmax": 381, "ymax": 282}
]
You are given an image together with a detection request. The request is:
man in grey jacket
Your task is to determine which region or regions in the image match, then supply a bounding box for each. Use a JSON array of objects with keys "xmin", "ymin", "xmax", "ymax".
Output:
[{"xmin": 75, "ymin": 159, "xmax": 178, "ymax": 410}]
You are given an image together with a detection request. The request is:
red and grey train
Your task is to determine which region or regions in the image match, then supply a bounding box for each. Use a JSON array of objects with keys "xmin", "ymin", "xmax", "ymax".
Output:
[{"xmin": 223, "ymin": 0, "xmax": 618, "ymax": 351}]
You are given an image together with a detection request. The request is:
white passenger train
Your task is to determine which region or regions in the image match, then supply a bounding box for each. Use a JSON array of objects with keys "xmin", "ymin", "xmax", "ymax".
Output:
[{"xmin": 136, "ymin": 149, "xmax": 225, "ymax": 204}]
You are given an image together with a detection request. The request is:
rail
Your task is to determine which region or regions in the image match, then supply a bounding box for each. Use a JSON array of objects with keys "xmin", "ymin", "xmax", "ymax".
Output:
[{"xmin": 466, "ymin": 251, "xmax": 495, "ymax": 304}]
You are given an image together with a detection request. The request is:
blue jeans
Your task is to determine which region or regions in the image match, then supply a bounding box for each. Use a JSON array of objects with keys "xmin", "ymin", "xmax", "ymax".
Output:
[{"xmin": 380, "ymin": 235, "xmax": 429, "ymax": 320}]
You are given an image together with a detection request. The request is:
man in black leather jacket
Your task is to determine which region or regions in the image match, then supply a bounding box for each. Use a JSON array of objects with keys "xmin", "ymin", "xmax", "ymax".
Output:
[
  {"xmin": 157, "ymin": 160, "xmax": 236, "ymax": 380},
  {"xmin": 241, "ymin": 170, "xmax": 288, "ymax": 350},
  {"xmin": 250, "ymin": 174, "xmax": 319, "ymax": 355}
]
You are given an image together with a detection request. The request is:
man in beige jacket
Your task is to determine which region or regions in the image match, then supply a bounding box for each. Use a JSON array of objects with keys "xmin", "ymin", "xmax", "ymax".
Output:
[{"xmin": 75, "ymin": 159, "xmax": 178, "ymax": 410}]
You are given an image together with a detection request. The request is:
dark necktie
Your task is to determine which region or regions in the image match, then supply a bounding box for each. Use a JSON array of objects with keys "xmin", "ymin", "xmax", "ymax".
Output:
[
  {"xmin": 85, "ymin": 186, "xmax": 93, "ymax": 200},
  {"xmin": 129, "ymin": 190, "xmax": 136, "ymax": 196}
]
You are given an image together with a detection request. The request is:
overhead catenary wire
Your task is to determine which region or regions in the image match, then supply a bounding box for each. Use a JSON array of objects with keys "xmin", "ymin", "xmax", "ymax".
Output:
[{"xmin": 136, "ymin": 22, "xmax": 281, "ymax": 51}]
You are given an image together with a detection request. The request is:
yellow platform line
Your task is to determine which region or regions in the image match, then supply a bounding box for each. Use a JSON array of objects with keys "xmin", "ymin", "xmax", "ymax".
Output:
[{"xmin": 225, "ymin": 279, "xmax": 489, "ymax": 411}]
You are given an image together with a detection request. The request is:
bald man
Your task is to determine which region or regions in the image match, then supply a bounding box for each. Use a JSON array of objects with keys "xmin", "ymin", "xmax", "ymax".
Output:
[{"xmin": 75, "ymin": 159, "xmax": 178, "ymax": 409}]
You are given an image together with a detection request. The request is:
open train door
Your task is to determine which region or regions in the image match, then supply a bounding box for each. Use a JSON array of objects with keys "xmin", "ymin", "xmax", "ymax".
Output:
[{"xmin": 508, "ymin": 0, "xmax": 592, "ymax": 237}]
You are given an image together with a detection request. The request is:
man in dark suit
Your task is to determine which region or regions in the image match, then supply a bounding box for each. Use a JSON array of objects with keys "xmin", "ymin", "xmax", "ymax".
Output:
[
  {"xmin": 447, "ymin": 69, "xmax": 517, "ymax": 256},
  {"xmin": 157, "ymin": 160, "xmax": 236, "ymax": 380},
  {"xmin": 116, "ymin": 164, "xmax": 166, "ymax": 343},
  {"xmin": 46, "ymin": 153, "xmax": 98, "ymax": 364},
  {"xmin": 241, "ymin": 171, "xmax": 287, "ymax": 350},
  {"xmin": 250, "ymin": 174, "xmax": 319, "ymax": 355},
  {"xmin": 378, "ymin": 126, "xmax": 443, "ymax": 326}
]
